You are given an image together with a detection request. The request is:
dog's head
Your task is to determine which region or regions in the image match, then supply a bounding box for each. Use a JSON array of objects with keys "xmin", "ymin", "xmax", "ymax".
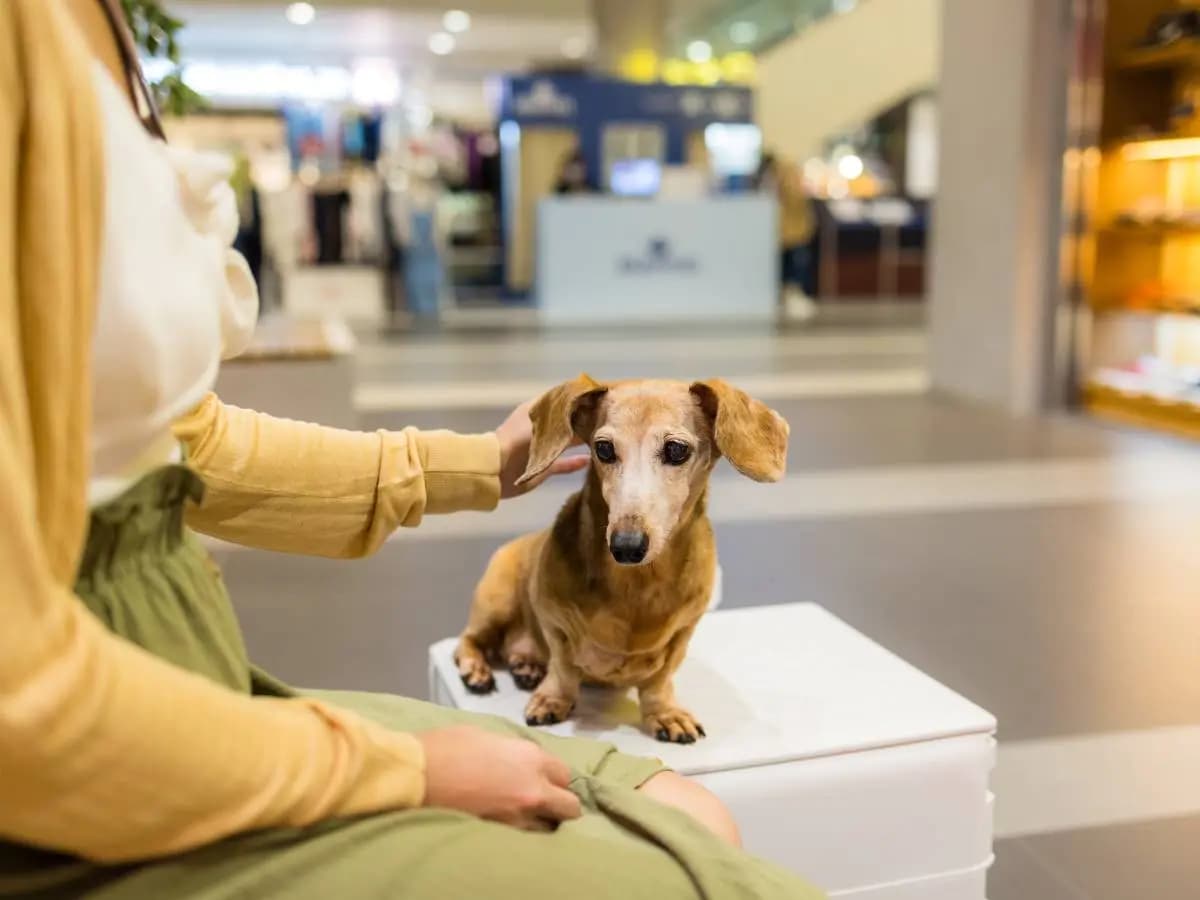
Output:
[{"xmin": 517, "ymin": 374, "xmax": 789, "ymax": 566}]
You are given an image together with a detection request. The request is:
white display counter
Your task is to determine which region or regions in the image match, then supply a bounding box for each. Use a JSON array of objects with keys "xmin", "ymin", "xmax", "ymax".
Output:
[{"xmin": 536, "ymin": 196, "xmax": 777, "ymax": 325}]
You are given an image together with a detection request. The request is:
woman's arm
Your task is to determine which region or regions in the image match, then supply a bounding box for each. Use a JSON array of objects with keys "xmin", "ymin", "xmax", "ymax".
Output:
[
  {"xmin": 174, "ymin": 393, "xmax": 502, "ymax": 558},
  {"xmin": 174, "ymin": 392, "xmax": 589, "ymax": 559}
]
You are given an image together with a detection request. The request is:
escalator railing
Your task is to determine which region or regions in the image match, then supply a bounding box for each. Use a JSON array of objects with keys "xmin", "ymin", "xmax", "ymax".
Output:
[{"xmin": 674, "ymin": 0, "xmax": 864, "ymax": 57}]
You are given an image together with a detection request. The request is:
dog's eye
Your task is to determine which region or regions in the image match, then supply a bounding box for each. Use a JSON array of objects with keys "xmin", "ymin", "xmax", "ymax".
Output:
[
  {"xmin": 594, "ymin": 440, "xmax": 617, "ymax": 464},
  {"xmin": 662, "ymin": 440, "xmax": 691, "ymax": 466}
]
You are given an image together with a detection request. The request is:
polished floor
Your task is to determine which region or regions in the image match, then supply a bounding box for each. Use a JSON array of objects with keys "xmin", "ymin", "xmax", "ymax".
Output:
[{"xmin": 211, "ymin": 317, "xmax": 1200, "ymax": 900}]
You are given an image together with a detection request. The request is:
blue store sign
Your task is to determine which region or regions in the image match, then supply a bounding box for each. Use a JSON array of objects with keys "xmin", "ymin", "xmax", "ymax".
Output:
[{"xmin": 500, "ymin": 74, "xmax": 753, "ymax": 128}]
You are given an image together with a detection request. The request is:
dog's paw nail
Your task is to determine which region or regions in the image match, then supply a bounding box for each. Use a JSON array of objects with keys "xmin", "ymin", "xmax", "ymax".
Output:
[
  {"xmin": 461, "ymin": 674, "xmax": 495, "ymax": 695},
  {"xmin": 647, "ymin": 709, "xmax": 702, "ymax": 744},
  {"xmin": 524, "ymin": 696, "xmax": 572, "ymax": 727},
  {"xmin": 697, "ymin": 725, "xmax": 707, "ymax": 738}
]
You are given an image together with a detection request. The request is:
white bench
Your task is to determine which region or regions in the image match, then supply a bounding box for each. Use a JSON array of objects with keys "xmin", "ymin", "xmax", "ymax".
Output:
[{"xmin": 428, "ymin": 602, "xmax": 996, "ymax": 899}]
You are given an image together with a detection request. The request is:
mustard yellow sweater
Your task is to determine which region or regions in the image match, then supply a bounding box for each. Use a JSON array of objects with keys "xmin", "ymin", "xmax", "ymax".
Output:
[{"xmin": 0, "ymin": 0, "xmax": 500, "ymax": 863}]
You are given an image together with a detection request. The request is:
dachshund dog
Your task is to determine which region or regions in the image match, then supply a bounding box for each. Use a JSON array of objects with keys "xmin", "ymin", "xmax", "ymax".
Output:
[{"xmin": 454, "ymin": 375, "xmax": 789, "ymax": 743}]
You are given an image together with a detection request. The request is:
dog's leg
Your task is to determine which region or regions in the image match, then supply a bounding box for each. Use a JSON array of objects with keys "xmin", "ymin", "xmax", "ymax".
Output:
[
  {"xmin": 524, "ymin": 629, "xmax": 581, "ymax": 726},
  {"xmin": 638, "ymin": 626, "xmax": 705, "ymax": 743},
  {"xmin": 455, "ymin": 538, "xmax": 531, "ymax": 695},
  {"xmin": 502, "ymin": 618, "xmax": 548, "ymax": 691}
]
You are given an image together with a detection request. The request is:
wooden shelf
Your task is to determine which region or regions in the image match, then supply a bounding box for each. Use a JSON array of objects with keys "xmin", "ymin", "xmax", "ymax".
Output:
[
  {"xmin": 1084, "ymin": 380, "xmax": 1200, "ymax": 439},
  {"xmin": 1100, "ymin": 221, "xmax": 1200, "ymax": 237},
  {"xmin": 1092, "ymin": 305, "xmax": 1200, "ymax": 319},
  {"xmin": 1114, "ymin": 40, "xmax": 1200, "ymax": 72}
]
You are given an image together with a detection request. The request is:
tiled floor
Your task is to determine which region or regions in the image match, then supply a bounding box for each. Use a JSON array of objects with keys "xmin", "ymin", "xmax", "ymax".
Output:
[
  {"xmin": 993, "ymin": 815, "xmax": 1200, "ymax": 900},
  {"xmin": 212, "ymin": 319, "xmax": 1200, "ymax": 900}
]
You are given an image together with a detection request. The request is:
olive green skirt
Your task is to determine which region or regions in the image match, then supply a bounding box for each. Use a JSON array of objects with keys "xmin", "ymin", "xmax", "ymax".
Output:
[{"xmin": 0, "ymin": 467, "xmax": 822, "ymax": 899}]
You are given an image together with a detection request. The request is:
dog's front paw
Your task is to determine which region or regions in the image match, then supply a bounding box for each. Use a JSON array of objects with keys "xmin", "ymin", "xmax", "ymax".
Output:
[
  {"xmin": 524, "ymin": 692, "xmax": 574, "ymax": 727},
  {"xmin": 509, "ymin": 658, "xmax": 547, "ymax": 691},
  {"xmin": 645, "ymin": 707, "xmax": 706, "ymax": 744},
  {"xmin": 456, "ymin": 656, "xmax": 496, "ymax": 695}
]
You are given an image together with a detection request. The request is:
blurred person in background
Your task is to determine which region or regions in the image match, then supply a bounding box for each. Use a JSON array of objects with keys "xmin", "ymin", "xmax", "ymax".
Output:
[
  {"xmin": 756, "ymin": 152, "xmax": 817, "ymax": 322},
  {"xmin": 554, "ymin": 146, "xmax": 592, "ymax": 194},
  {"xmin": 0, "ymin": 2, "xmax": 820, "ymax": 898}
]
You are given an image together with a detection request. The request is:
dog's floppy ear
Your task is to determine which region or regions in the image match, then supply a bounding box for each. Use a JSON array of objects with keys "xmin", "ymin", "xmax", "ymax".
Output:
[
  {"xmin": 690, "ymin": 379, "xmax": 789, "ymax": 482},
  {"xmin": 516, "ymin": 373, "xmax": 609, "ymax": 487}
]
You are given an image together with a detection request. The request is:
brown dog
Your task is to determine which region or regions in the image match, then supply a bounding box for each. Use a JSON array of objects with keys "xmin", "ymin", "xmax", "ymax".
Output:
[{"xmin": 454, "ymin": 375, "xmax": 789, "ymax": 743}]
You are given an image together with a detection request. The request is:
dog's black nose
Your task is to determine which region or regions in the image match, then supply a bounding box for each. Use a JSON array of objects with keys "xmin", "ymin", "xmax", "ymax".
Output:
[{"xmin": 610, "ymin": 531, "xmax": 649, "ymax": 565}]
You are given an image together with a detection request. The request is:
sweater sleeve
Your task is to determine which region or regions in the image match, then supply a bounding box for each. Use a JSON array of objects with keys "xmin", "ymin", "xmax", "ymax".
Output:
[{"xmin": 173, "ymin": 392, "xmax": 502, "ymax": 558}]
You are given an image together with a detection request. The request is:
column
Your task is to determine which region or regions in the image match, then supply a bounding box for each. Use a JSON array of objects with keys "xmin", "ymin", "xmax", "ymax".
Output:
[
  {"xmin": 928, "ymin": 0, "xmax": 1072, "ymax": 413},
  {"xmin": 590, "ymin": 0, "xmax": 669, "ymax": 82}
]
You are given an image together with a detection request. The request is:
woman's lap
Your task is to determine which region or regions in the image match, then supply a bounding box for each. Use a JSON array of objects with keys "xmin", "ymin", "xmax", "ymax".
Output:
[
  {"xmin": 85, "ymin": 807, "xmax": 700, "ymax": 900},
  {"xmin": 76, "ymin": 690, "xmax": 822, "ymax": 900}
]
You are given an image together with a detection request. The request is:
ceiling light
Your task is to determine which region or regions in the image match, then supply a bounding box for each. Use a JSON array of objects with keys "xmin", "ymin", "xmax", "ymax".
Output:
[
  {"xmin": 729, "ymin": 21, "xmax": 758, "ymax": 45},
  {"xmin": 686, "ymin": 40, "xmax": 713, "ymax": 63},
  {"xmin": 443, "ymin": 10, "xmax": 471, "ymax": 33},
  {"xmin": 285, "ymin": 2, "xmax": 316, "ymax": 26},
  {"xmin": 428, "ymin": 32, "xmax": 456, "ymax": 55},
  {"xmin": 836, "ymin": 153, "xmax": 864, "ymax": 180},
  {"xmin": 351, "ymin": 59, "xmax": 401, "ymax": 106},
  {"xmin": 561, "ymin": 35, "xmax": 589, "ymax": 60}
]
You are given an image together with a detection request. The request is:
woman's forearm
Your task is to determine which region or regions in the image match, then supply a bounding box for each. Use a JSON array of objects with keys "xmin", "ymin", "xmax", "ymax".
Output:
[{"xmin": 173, "ymin": 393, "xmax": 501, "ymax": 558}]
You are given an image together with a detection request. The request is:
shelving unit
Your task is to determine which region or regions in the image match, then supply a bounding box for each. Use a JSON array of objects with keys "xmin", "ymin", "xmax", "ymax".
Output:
[
  {"xmin": 1117, "ymin": 39, "xmax": 1200, "ymax": 72},
  {"xmin": 1082, "ymin": 0, "xmax": 1200, "ymax": 435}
]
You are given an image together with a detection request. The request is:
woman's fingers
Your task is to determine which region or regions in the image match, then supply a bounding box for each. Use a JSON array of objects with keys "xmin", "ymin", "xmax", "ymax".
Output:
[
  {"xmin": 538, "ymin": 784, "xmax": 583, "ymax": 823},
  {"xmin": 540, "ymin": 752, "xmax": 573, "ymax": 788},
  {"xmin": 535, "ymin": 752, "xmax": 580, "ymax": 823}
]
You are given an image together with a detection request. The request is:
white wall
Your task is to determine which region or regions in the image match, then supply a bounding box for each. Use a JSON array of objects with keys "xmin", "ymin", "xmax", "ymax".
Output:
[{"xmin": 756, "ymin": 0, "xmax": 940, "ymax": 161}]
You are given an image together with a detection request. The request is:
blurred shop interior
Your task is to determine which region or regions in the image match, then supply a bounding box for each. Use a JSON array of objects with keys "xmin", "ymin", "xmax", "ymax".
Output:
[
  {"xmin": 143, "ymin": 0, "xmax": 1200, "ymax": 436},
  {"xmin": 150, "ymin": 0, "xmax": 938, "ymax": 332}
]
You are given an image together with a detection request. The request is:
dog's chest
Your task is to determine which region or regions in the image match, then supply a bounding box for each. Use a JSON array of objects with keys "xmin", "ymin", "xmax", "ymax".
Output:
[
  {"xmin": 571, "ymin": 604, "xmax": 677, "ymax": 686},
  {"xmin": 575, "ymin": 638, "xmax": 663, "ymax": 685}
]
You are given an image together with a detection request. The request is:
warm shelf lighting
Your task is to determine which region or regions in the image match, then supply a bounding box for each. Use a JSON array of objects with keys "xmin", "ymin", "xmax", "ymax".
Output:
[{"xmin": 1122, "ymin": 137, "xmax": 1200, "ymax": 161}]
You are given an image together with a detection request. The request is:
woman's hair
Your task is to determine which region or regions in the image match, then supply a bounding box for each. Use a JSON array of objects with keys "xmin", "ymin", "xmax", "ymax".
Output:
[{"xmin": 98, "ymin": 0, "xmax": 165, "ymax": 138}]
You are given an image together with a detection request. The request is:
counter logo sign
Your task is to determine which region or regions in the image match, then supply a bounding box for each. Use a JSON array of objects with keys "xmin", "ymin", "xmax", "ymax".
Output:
[
  {"xmin": 514, "ymin": 80, "xmax": 576, "ymax": 118},
  {"xmin": 618, "ymin": 237, "xmax": 699, "ymax": 275}
]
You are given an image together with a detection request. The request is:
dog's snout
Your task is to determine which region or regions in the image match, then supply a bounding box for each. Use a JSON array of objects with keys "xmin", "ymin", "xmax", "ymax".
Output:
[{"xmin": 610, "ymin": 530, "xmax": 649, "ymax": 565}]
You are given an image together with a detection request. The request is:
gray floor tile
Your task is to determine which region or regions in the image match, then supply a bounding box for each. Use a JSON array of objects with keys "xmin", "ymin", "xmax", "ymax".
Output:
[
  {"xmin": 214, "ymin": 542, "xmax": 489, "ymax": 699},
  {"xmin": 219, "ymin": 499, "xmax": 1200, "ymax": 738},
  {"xmin": 354, "ymin": 350, "xmax": 923, "ymax": 385},
  {"xmin": 990, "ymin": 838, "xmax": 1090, "ymax": 900},
  {"xmin": 1015, "ymin": 815, "xmax": 1200, "ymax": 900}
]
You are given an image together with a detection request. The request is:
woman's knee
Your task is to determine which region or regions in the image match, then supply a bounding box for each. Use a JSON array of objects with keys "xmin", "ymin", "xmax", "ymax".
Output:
[{"xmin": 637, "ymin": 771, "xmax": 742, "ymax": 848}]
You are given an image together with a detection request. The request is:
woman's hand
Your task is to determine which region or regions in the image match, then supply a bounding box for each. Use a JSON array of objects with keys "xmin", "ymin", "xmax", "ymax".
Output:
[
  {"xmin": 495, "ymin": 398, "xmax": 588, "ymax": 499},
  {"xmin": 418, "ymin": 726, "xmax": 582, "ymax": 830}
]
